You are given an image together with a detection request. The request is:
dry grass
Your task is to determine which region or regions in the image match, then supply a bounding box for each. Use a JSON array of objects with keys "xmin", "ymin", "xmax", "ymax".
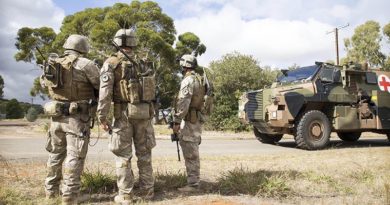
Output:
[{"xmin": 1, "ymin": 146, "xmax": 389, "ymax": 204}]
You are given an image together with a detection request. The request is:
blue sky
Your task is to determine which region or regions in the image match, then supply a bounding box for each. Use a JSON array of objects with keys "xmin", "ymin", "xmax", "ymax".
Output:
[{"xmin": 0, "ymin": 0, "xmax": 389, "ymax": 104}]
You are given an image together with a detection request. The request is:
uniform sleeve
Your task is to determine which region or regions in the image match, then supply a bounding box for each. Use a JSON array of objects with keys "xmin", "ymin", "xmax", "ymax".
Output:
[
  {"xmin": 84, "ymin": 61, "xmax": 100, "ymax": 90},
  {"xmin": 173, "ymin": 76, "xmax": 194, "ymax": 123},
  {"xmin": 97, "ymin": 60, "xmax": 115, "ymax": 124}
]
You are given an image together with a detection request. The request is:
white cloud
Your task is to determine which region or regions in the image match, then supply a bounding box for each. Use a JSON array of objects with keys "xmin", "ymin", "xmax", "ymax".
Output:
[
  {"xmin": 0, "ymin": 0, "xmax": 64, "ymax": 103},
  {"xmin": 175, "ymin": 0, "xmax": 390, "ymax": 68},
  {"xmin": 175, "ymin": 5, "xmax": 335, "ymax": 68}
]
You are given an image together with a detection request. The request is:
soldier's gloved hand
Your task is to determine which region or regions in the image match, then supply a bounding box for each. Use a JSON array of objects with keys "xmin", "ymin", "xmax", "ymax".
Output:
[{"xmin": 172, "ymin": 123, "xmax": 180, "ymax": 134}]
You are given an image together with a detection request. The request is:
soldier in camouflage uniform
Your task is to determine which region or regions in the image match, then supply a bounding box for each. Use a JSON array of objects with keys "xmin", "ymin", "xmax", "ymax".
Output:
[
  {"xmin": 173, "ymin": 54, "xmax": 205, "ymax": 192},
  {"xmin": 43, "ymin": 34, "xmax": 100, "ymax": 204},
  {"xmin": 97, "ymin": 29, "xmax": 156, "ymax": 204}
]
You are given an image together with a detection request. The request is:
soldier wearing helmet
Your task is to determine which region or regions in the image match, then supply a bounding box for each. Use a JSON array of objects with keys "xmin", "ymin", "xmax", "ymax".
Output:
[
  {"xmin": 43, "ymin": 34, "xmax": 100, "ymax": 204},
  {"xmin": 173, "ymin": 54, "xmax": 205, "ymax": 192},
  {"xmin": 97, "ymin": 29, "xmax": 156, "ymax": 203}
]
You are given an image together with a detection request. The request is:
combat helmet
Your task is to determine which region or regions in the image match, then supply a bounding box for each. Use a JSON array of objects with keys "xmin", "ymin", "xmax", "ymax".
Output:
[
  {"xmin": 113, "ymin": 29, "xmax": 137, "ymax": 47},
  {"xmin": 180, "ymin": 54, "xmax": 197, "ymax": 69},
  {"xmin": 63, "ymin": 34, "xmax": 90, "ymax": 54}
]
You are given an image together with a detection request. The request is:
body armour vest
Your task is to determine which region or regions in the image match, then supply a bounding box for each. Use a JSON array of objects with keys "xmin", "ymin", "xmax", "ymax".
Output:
[
  {"xmin": 109, "ymin": 54, "xmax": 156, "ymax": 103},
  {"xmin": 48, "ymin": 54, "xmax": 95, "ymax": 101},
  {"xmin": 189, "ymin": 73, "xmax": 205, "ymax": 110}
]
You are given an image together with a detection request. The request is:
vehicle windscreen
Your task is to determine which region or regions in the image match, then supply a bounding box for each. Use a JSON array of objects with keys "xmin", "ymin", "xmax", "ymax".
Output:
[{"xmin": 277, "ymin": 65, "xmax": 319, "ymax": 83}]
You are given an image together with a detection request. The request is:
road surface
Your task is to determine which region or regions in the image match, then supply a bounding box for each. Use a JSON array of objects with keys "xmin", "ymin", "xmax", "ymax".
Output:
[{"xmin": 0, "ymin": 135, "xmax": 388, "ymax": 162}]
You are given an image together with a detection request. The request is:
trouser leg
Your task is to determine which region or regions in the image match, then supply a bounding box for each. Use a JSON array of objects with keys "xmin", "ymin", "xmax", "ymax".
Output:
[
  {"xmin": 62, "ymin": 134, "xmax": 89, "ymax": 197},
  {"xmin": 179, "ymin": 140, "xmax": 200, "ymax": 186},
  {"xmin": 109, "ymin": 113, "xmax": 134, "ymax": 196},
  {"xmin": 45, "ymin": 151, "xmax": 66, "ymax": 194},
  {"xmin": 133, "ymin": 119, "xmax": 154, "ymax": 191},
  {"xmin": 115, "ymin": 156, "xmax": 134, "ymax": 195},
  {"xmin": 45, "ymin": 121, "xmax": 66, "ymax": 195}
]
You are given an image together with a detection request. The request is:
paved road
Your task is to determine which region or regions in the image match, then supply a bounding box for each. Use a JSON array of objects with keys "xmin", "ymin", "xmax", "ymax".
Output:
[{"xmin": 0, "ymin": 136, "xmax": 388, "ymax": 162}]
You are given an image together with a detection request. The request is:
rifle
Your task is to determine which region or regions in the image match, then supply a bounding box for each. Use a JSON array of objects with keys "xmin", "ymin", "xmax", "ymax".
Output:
[{"xmin": 167, "ymin": 111, "xmax": 181, "ymax": 161}]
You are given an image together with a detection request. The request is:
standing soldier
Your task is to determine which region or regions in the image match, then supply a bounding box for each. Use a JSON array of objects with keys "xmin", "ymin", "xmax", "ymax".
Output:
[
  {"xmin": 97, "ymin": 29, "xmax": 156, "ymax": 203},
  {"xmin": 43, "ymin": 34, "xmax": 100, "ymax": 204},
  {"xmin": 172, "ymin": 54, "xmax": 205, "ymax": 192}
]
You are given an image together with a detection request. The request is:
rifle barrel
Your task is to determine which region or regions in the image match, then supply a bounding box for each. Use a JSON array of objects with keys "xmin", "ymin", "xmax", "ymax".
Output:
[
  {"xmin": 176, "ymin": 140, "xmax": 181, "ymax": 161},
  {"xmin": 35, "ymin": 46, "xmax": 47, "ymax": 61}
]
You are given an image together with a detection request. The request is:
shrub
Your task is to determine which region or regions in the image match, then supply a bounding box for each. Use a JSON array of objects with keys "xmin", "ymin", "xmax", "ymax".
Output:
[{"xmin": 26, "ymin": 107, "xmax": 39, "ymax": 122}]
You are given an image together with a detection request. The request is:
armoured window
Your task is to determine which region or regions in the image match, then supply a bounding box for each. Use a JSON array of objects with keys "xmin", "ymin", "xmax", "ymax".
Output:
[
  {"xmin": 319, "ymin": 68, "xmax": 334, "ymax": 82},
  {"xmin": 366, "ymin": 72, "xmax": 377, "ymax": 84},
  {"xmin": 333, "ymin": 69, "xmax": 341, "ymax": 83},
  {"xmin": 277, "ymin": 65, "xmax": 319, "ymax": 83}
]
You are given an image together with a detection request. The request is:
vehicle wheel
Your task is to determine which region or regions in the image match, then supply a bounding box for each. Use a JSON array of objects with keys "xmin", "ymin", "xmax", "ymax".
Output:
[
  {"xmin": 337, "ymin": 132, "xmax": 361, "ymax": 142},
  {"xmin": 295, "ymin": 110, "xmax": 331, "ymax": 150},
  {"xmin": 254, "ymin": 127, "xmax": 283, "ymax": 144},
  {"xmin": 387, "ymin": 133, "xmax": 390, "ymax": 142}
]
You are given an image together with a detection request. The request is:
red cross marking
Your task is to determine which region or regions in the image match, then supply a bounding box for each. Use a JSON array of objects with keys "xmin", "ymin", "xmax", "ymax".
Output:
[{"xmin": 378, "ymin": 75, "xmax": 390, "ymax": 92}]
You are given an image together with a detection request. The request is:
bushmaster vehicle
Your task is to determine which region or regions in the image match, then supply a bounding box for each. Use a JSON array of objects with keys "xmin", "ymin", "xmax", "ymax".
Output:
[{"xmin": 239, "ymin": 62, "xmax": 390, "ymax": 150}]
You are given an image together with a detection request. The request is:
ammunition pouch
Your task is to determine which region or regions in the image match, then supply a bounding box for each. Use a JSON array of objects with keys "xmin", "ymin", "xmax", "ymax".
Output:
[
  {"xmin": 44, "ymin": 101, "xmax": 91, "ymax": 117},
  {"xmin": 128, "ymin": 103, "xmax": 154, "ymax": 120},
  {"xmin": 185, "ymin": 108, "xmax": 202, "ymax": 123},
  {"xmin": 127, "ymin": 79, "xmax": 141, "ymax": 103},
  {"xmin": 141, "ymin": 75, "xmax": 156, "ymax": 101},
  {"xmin": 119, "ymin": 76, "xmax": 156, "ymax": 104}
]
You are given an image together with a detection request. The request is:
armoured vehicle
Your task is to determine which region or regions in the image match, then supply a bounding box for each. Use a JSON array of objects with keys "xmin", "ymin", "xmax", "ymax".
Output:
[{"xmin": 238, "ymin": 62, "xmax": 390, "ymax": 150}]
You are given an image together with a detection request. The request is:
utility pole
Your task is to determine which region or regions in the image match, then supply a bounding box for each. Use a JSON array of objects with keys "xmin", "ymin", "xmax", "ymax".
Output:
[{"xmin": 327, "ymin": 23, "xmax": 349, "ymax": 65}]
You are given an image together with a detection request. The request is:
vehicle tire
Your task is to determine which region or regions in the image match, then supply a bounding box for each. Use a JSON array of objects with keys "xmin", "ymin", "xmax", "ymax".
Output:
[
  {"xmin": 295, "ymin": 110, "xmax": 331, "ymax": 150},
  {"xmin": 337, "ymin": 132, "xmax": 361, "ymax": 142},
  {"xmin": 253, "ymin": 127, "xmax": 283, "ymax": 144},
  {"xmin": 387, "ymin": 133, "xmax": 390, "ymax": 142}
]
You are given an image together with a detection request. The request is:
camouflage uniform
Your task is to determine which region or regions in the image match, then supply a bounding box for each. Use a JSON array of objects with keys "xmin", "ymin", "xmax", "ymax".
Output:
[
  {"xmin": 97, "ymin": 51, "xmax": 156, "ymax": 198},
  {"xmin": 44, "ymin": 49, "xmax": 100, "ymax": 199},
  {"xmin": 174, "ymin": 70, "xmax": 204, "ymax": 187}
]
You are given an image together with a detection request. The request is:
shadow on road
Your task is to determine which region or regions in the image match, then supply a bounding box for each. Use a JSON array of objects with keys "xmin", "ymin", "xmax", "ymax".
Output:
[{"xmin": 275, "ymin": 138, "xmax": 389, "ymax": 149}]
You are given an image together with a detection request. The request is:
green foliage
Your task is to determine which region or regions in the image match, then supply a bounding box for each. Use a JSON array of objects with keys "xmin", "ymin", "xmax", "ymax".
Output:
[
  {"xmin": 30, "ymin": 77, "xmax": 47, "ymax": 100},
  {"xmin": 176, "ymin": 32, "xmax": 206, "ymax": 57},
  {"xmin": 384, "ymin": 23, "xmax": 390, "ymax": 42},
  {"xmin": 0, "ymin": 99, "xmax": 43, "ymax": 117},
  {"xmin": 0, "ymin": 75, "xmax": 4, "ymax": 99},
  {"xmin": 5, "ymin": 99, "xmax": 24, "ymax": 119},
  {"xmin": 14, "ymin": 27, "xmax": 56, "ymax": 65},
  {"xmin": 383, "ymin": 23, "xmax": 390, "ymax": 70},
  {"xmin": 343, "ymin": 20, "xmax": 386, "ymax": 68},
  {"xmin": 25, "ymin": 107, "xmax": 39, "ymax": 122},
  {"xmin": 14, "ymin": 1, "xmax": 207, "ymax": 106},
  {"xmin": 0, "ymin": 187, "xmax": 39, "ymax": 205},
  {"xmin": 207, "ymin": 52, "xmax": 278, "ymax": 131},
  {"xmin": 154, "ymin": 171, "xmax": 187, "ymax": 192},
  {"xmin": 81, "ymin": 169, "xmax": 116, "ymax": 194},
  {"xmin": 217, "ymin": 167, "xmax": 293, "ymax": 197}
]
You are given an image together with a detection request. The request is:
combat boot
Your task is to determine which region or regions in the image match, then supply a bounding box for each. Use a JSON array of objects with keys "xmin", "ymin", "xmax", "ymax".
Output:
[
  {"xmin": 178, "ymin": 184, "xmax": 200, "ymax": 193},
  {"xmin": 114, "ymin": 194, "xmax": 132, "ymax": 205},
  {"xmin": 135, "ymin": 188, "xmax": 154, "ymax": 200},
  {"xmin": 45, "ymin": 190, "xmax": 59, "ymax": 199},
  {"xmin": 62, "ymin": 195, "xmax": 78, "ymax": 205}
]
